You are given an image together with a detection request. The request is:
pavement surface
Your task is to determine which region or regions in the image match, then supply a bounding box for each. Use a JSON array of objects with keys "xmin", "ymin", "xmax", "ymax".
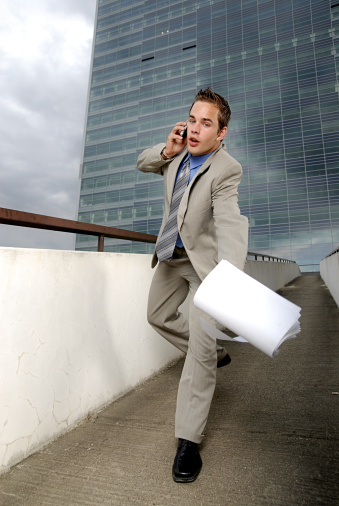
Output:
[{"xmin": 0, "ymin": 273, "xmax": 338, "ymax": 505}]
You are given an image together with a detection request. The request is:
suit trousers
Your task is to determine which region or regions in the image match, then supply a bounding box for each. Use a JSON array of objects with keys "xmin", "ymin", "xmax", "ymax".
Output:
[{"xmin": 147, "ymin": 255, "xmax": 225, "ymax": 444}]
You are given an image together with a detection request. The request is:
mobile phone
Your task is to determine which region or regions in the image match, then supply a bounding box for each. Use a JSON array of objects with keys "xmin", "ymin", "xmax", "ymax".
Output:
[{"xmin": 180, "ymin": 125, "xmax": 187, "ymax": 140}]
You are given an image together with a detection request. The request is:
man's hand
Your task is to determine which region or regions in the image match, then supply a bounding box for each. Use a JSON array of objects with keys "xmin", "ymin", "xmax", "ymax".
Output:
[{"xmin": 163, "ymin": 122, "xmax": 187, "ymax": 158}]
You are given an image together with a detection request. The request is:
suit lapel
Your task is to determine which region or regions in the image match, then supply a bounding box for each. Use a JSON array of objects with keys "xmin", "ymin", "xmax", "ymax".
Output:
[
  {"xmin": 179, "ymin": 144, "xmax": 223, "ymax": 210},
  {"xmin": 192, "ymin": 143, "xmax": 223, "ymax": 182},
  {"xmin": 170, "ymin": 144, "xmax": 225, "ymax": 228}
]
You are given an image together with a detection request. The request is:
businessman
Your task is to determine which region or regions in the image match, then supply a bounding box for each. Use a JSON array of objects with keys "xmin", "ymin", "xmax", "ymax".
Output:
[{"xmin": 137, "ymin": 88, "xmax": 248, "ymax": 483}]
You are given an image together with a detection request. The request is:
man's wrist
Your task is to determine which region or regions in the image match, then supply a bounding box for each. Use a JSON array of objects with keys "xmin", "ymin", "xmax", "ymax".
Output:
[{"xmin": 161, "ymin": 147, "xmax": 172, "ymax": 160}]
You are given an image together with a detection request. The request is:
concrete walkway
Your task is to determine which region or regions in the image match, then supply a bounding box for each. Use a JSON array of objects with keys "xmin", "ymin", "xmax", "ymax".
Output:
[{"xmin": 0, "ymin": 273, "xmax": 338, "ymax": 505}]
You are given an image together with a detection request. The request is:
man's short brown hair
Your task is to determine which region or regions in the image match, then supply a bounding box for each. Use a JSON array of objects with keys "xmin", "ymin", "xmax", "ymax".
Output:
[{"xmin": 190, "ymin": 88, "xmax": 231, "ymax": 130}]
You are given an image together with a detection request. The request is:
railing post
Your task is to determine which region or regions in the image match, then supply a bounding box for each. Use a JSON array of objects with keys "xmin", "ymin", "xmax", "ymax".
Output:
[{"xmin": 98, "ymin": 235, "xmax": 105, "ymax": 252}]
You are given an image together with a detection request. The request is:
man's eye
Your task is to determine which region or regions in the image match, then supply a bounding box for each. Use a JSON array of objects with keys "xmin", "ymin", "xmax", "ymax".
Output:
[
  {"xmin": 204, "ymin": 123, "xmax": 211, "ymax": 127},
  {"xmin": 189, "ymin": 119, "xmax": 195, "ymax": 124}
]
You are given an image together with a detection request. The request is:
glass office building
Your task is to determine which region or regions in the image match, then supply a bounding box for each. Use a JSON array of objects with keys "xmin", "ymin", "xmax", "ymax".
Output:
[{"xmin": 76, "ymin": 0, "xmax": 339, "ymax": 271}]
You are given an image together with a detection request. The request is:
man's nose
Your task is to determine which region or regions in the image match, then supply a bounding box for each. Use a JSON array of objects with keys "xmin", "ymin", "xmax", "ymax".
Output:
[{"xmin": 191, "ymin": 123, "xmax": 200, "ymax": 134}]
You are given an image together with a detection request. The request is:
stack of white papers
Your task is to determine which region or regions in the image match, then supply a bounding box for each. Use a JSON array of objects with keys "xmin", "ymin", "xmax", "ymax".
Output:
[{"xmin": 194, "ymin": 260, "xmax": 301, "ymax": 357}]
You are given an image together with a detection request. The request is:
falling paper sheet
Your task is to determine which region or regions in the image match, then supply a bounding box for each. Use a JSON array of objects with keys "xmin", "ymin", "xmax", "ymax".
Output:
[{"xmin": 193, "ymin": 260, "xmax": 301, "ymax": 357}]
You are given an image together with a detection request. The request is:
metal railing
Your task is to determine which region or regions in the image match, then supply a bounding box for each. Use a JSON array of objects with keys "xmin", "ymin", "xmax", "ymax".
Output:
[
  {"xmin": 247, "ymin": 251, "xmax": 296, "ymax": 263},
  {"xmin": 0, "ymin": 207, "xmax": 157, "ymax": 252},
  {"xmin": 0, "ymin": 207, "xmax": 296, "ymax": 264}
]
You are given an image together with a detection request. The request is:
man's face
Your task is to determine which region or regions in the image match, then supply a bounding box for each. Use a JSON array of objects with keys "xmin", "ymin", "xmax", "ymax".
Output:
[{"xmin": 186, "ymin": 101, "xmax": 227, "ymax": 156}]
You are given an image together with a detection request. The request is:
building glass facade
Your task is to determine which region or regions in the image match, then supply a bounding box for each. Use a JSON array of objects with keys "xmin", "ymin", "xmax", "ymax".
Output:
[{"xmin": 76, "ymin": 0, "xmax": 339, "ymax": 271}]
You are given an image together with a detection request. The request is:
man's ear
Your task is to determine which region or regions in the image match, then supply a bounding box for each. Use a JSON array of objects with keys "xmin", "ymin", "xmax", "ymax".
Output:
[{"xmin": 217, "ymin": 126, "xmax": 227, "ymax": 141}]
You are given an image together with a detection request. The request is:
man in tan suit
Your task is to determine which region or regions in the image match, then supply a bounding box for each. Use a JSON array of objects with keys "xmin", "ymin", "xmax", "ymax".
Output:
[{"xmin": 137, "ymin": 89, "xmax": 248, "ymax": 483}]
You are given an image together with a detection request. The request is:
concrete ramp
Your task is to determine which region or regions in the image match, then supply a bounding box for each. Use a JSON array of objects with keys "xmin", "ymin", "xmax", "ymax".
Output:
[{"xmin": 0, "ymin": 273, "xmax": 338, "ymax": 504}]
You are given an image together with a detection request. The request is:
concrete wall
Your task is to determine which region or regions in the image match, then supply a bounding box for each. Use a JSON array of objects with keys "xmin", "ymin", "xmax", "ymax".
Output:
[
  {"xmin": 320, "ymin": 251, "xmax": 339, "ymax": 307},
  {"xmin": 0, "ymin": 248, "xmax": 300, "ymax": 474},
  {"xmin": 245, "ymin": 259, "xmax": 301, "ymax": 292},
  {"xmin": 0, "ymin": 248, "xmax": 183, "ymax": 474}
]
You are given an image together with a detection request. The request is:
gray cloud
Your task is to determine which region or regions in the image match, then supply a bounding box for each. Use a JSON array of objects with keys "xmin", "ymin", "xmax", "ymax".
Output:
[{"xmin": 0, "ymin": 0, "xmax": 96, "ymax": 250}]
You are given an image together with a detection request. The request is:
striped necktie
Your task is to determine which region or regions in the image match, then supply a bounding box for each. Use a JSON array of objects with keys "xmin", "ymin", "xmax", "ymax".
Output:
[{"xmin": 155, "ymin": 157, "xmax": 190, "ymax": 261}]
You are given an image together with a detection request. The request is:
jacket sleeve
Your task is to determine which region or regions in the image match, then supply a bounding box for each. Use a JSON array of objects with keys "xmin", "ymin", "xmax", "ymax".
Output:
[
  {"xmin": 212, "ymin": 160, "xmax": 249, "ymax": 271},
  {"xmin": 137, "ymin": 143, "xmax": 171, "ymax": 175}
]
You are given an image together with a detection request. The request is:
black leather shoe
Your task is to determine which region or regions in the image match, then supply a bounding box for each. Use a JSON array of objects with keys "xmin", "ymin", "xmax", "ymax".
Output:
[
  {"xmin": 217, "ymin": 353, "xmax": 231, "ymax": 368},
  {"xmin": 172, "ymin": 439, "xmax": 202, "ymax": 483}
]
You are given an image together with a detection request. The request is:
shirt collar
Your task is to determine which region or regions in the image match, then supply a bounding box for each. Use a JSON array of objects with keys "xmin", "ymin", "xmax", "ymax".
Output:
[{"xmin": 186, "ymin": 150, "xmax": 215, "ymax": 170}]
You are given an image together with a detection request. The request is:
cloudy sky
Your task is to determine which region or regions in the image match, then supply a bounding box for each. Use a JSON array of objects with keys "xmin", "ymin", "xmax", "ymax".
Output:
[{"xmin": 0, "ymin": 0, "xmax": 96, "ymax": 250}]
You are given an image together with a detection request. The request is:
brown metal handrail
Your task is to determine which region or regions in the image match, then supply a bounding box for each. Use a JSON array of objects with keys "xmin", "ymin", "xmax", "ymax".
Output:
[
  {"xmin": 0, "ymin": 207, "xmax": 298, "ymax": 264},
  {"xmin": 0, "ymin": 207, "xmax": 157, "ymax": 252}
]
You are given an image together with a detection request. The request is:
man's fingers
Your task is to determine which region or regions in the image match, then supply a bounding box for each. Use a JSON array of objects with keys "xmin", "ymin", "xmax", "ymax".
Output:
[{"xmin": 173, "ymin": 122, "xmax": 187, "ymax": 134}]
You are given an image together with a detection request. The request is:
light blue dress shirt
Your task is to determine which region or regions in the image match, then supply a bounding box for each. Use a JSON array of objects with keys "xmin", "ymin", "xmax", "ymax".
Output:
[{"xmin": 175, "ymin": 151, "xmax": 215, "ymax": 248}]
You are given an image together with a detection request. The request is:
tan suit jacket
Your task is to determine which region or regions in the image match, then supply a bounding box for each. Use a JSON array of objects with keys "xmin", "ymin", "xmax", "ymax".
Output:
[{"xmin": 137, "ymin": 142, "xmax": 248, "ymax": 280}]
